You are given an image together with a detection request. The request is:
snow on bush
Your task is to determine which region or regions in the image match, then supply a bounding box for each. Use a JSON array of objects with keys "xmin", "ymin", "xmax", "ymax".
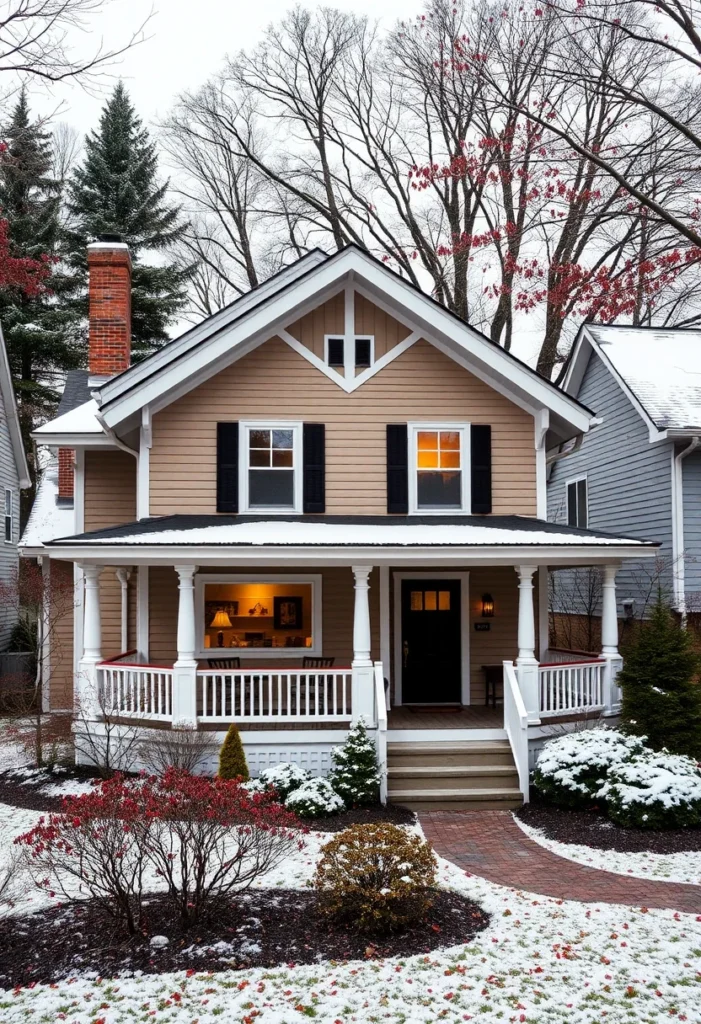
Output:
[
  {"xmin": 259, "ymin": 762, "xmax": 311, "ymax": 800},
  {"xmin": 533, "ymin": 727, "xmax": 645, "ymax": 808},
  {"xmin": 285, "ymin": 777, "xmax": 345, "ymax": 818},
  {"xmin": 329, "ymin": 718, "xmax": 381, "ymax": 806},
  {"xmin": 601, "ymin": 751, "xmax": 701, "ymax": 829}
]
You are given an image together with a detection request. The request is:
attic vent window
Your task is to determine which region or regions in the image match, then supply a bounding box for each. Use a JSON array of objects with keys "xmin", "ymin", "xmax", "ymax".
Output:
[
  {"xmin": 355, "ymin": 337, "xmax": 373, "ymax": 368},
  {"xmin": 326, "ymin": 337, "xmax": 344, "ymax": 368}
]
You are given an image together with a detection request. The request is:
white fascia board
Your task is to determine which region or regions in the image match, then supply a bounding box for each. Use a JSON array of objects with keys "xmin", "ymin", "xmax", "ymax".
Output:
[
  {"xmin": 578, "ymin": 326, "xmax": 667, "ymax": 444},
  {"xmin": 98, "ymin": 250, "xmax": 328, "ymax": 406},
  {"xmin": 45, "ymin": 541, "xmax": 658, "ymax": 567},
  {"xmin": 0, "ymin": 325, "xmax": 31, "ymax": 488},
  {"xmin": 32, "ymin": 434, "xmax": 117, "ymax": 448}
]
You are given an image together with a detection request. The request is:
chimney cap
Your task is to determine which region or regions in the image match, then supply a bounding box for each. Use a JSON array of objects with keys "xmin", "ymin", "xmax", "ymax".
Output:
[{"xmin": 98, "ymin": 232, "xmax": 123, "ymax": 243}]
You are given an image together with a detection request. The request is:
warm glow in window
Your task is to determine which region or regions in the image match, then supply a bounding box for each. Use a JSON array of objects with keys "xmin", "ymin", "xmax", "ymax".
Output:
[
  {"xmin": 415, "ymin": 429, "xmax": 463, "ymax": 509},
  {"xmin": 203, "ymin": 581, "xmax": 313, "ymax": 651},
  {"xmin": 408, "ymin": 589, "xmax": 451, "ymax": 612}
]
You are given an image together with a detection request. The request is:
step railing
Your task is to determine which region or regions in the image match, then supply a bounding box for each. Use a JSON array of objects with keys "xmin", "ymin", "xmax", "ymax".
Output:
[
  {"xmin": 98, "ymin": 662, "xmax": 173, "ymax": 720},
  {"xmin": 197, "ymin": 667, "xmax": 353, "ymax": 723},
  {"xmin": 374, "ymin": 661, "xmax": 388, "ymax": 804},
  {"xmin": 538, "ymin": 659, "xmax": 605, "ymax": 717},
  {"xmin": 503, "ymin": 659, "xmax": 530, "ymax": 801}
]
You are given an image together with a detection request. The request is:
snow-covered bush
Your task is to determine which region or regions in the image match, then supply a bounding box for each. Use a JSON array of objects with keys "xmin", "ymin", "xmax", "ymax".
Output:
[
  {"xmin": 329, "ymin": 718, "xmax": 381, "ymax": 806},
  {"xmin": 314, "ymin": 823, "xmax": 437, "ymax": 933},
  {"xmin": 601, "ymin": 751, "xmax": 701, "ymax": 829},
  {"xmin": 241, "ymin": 778, "xmax": 266, "ymax": 795},
  {"xmin": 533, "ymin": 728, "xmax": 645, "ymax": 808},
  {"xmin": 285, "ymin": 777, "xmax": 345, "ymax": 818},
  {"xmin": 260, "ymin": 762, "xmax": 311, "ymax": 800}
]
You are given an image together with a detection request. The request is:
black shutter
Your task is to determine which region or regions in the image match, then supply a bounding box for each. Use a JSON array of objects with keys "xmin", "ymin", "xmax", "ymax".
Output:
[
  {"xmin": 303, "ymin": 423, "xmax": 326, "ymax": 513},
  {"xmin": 216, "ymin": 422, "xmax": 239, "ymax": 513},
  {"xmin": 387, "ymin": 424, "xmax": 409, "ymax": 514},
  {"xmin": 470, "ymin": 424, "xmax": 492, "ymax": 514}
]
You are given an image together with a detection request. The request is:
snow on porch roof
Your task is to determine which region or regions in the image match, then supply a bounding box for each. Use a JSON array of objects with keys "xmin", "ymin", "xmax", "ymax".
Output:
[{"xmin": 46, "ymin": 514, "xmax": 656, "ymax": 549}]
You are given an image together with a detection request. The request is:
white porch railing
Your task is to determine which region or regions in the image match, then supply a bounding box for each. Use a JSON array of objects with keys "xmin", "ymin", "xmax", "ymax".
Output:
[
  {"xmin": 197, "ymin": 667, "xmax": 353, "ymax": 724},
  {"xmin": 503, "ymin": 660, "xmax": 529, "ymax": 801},
  {"xmin": 98, "ymin": 662, "xmax": 173, "ymax": 720},
  {"xmin": 374, "ymin": 661, "xmax": 388, "ymax": 805},
  {"xmin": 538, "ymin": 659, "xmax": 605, "ymax": 717}
]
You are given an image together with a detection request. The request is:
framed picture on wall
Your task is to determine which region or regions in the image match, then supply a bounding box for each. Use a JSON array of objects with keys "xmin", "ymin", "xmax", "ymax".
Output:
[{"xmin": 274, "ymin": 595, "xmax": 303, "ymax": 630}]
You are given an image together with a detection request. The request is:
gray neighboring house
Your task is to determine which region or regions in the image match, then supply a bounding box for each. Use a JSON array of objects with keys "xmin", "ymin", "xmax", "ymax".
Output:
[
  {"xmin": 0, "ymin": 326, "xmax": 31, "ymax": 649},
  {"xmin": 548, "ymin": 324, "xmax": 701, "ymax": 620}
]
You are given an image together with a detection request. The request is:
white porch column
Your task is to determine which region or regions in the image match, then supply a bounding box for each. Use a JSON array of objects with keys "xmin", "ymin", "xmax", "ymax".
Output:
[
  {"xmin": 115, "ymin": 568, "xmax": 131, "ymax": 654},
  {"xmin": 78, "ymin": 564, "xmax": 103, "ymax": 717},
  {"xmin": 351, "ymin": 565, "xmax": 375, "ymax": 723},
  {"xmin": 601, "ymin": 564, "xmax": 623, "ymax": 715},
  {"xmin": 515, "ymin": 564, "xmax": 540, "ymax": 723},
  {"xmin": 172, "ymin": 564, "xmax": 198, "ymax": 727}
]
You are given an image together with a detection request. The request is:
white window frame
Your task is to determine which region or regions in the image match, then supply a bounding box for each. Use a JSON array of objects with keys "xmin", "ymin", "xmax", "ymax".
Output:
[
  {"xmin": 354, "ymin": 335, "xmax": 374, "ymax": 368},
  {"xmin": 324, "ymin": 335, "xmax": 345, "ymax": 370},
  {"xmin": 195, "ymin": 572, "xmax": 323, "ymax": 660},
  {"xmin": 408, "ymin": 422, "xmax": 470, "ymax": 515},
  {"xmin": 239, "ymin": 420, "xmax": 303, "ymax": 515},
  {"xmin": 4, "ymin": 487, "xmax": 13, "ymax": 544},
  {"xmin": 566, "ymin": 474, "xmax": 588, "ymax": 529}
]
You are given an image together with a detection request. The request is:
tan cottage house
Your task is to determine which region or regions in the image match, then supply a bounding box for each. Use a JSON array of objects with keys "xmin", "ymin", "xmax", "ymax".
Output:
[{"xmin": 21, "ymin": 240, "xmax": 656, "ymax": 808}]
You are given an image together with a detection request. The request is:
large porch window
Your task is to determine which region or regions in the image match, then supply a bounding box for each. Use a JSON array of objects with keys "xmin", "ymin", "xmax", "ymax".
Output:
[{"xmin": 196, "ymin": 573, "xmax": 322, "ymax": 658}]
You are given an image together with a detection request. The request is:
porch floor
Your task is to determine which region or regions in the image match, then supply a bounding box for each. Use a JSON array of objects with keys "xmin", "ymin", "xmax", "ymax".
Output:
[{"xmin": 387, "ymin": 704, "xmax": 502, "ymax": 730}]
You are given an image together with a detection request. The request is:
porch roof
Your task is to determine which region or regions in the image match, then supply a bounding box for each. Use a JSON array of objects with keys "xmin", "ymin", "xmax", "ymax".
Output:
[{"xmin": 42, "ymin": 513, "xmax": 658, "ymax": 565}]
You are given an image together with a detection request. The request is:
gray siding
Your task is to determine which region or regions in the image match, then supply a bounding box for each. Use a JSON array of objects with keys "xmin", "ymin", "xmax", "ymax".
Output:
[
  {"xmin": 548, "ymin": 349, "xmax": 673, "ymax": 614},
  {"xmin": 682, "ymin": 450, "xmax": 701, "ymax": 605},
  {"xmin": 0, "ymin": 380, "xmax": 21, "ymax": 649}
]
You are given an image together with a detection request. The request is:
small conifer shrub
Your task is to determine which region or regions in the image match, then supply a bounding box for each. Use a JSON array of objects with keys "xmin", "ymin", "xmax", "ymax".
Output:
[
  {"xmin": 328, "ymin": 718, "xmax": 381, "ymax": 806},
  {"xmin": 217, "ymin": 723, "xmax": 249, "ymax": 781}
]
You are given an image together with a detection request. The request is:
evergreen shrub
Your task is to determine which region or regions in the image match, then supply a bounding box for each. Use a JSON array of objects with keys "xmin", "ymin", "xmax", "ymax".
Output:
[
  {"xmin": 285, "ymin": 777, "xmax": 345, "ymax": 818},
  {"xmin": 329, "ymin": 718, "xmax": 381, "ymax": 806},
  {"xmin": 533, "ymin": 727, "xmax": 644, "ymax": 808},
  {"xmin": 600, "ymin": 751, "xmax": 701, "ymax": 829},
  {"xmin": 217, "ymin": 723, "xmax": 249, "ymax": 781}
]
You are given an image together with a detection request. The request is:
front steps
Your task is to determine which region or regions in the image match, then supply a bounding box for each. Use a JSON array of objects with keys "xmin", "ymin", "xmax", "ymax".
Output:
[{"xmin": 386, "ymin": 739, "xmax": 523, "ymax": 810}]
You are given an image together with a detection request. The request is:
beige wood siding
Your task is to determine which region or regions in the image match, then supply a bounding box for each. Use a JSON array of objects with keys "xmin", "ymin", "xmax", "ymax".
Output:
[
  {"xmin": 354, "ymin": 293, "xmax": 411, "ymax": 358},
  {"xmin": 49, "ymin": 560, "xmax": 76, "ymax": 710},
  {"xmin": 84, "ymin": 450, "xmax": 137, "ymax": 531},
  {"xmin": 286, "ymin": 293, "xmax": 345, "ymax": 359},
  {"xmin": 150, "ymin": 336, "xmax": 536, "ymax": 515},
  {"xmin": 149, "ymin": 566, "xmax": 380, "ymax": 668}
]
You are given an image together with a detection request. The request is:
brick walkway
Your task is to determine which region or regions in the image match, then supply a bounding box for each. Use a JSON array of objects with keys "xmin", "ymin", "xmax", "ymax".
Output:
[{"xmin": 420, "ymin": 810, "xmax": 701, "ymax": 914}]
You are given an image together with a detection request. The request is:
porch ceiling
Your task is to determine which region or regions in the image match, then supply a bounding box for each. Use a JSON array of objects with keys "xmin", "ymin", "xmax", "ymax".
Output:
[{"xmin": 41, "ymin": 513, "xmax": 658, "ymax": 566}]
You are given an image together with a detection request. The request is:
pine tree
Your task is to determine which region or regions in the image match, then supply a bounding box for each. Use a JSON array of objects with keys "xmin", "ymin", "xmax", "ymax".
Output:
[
  {"xmin": 329, "ymin": 719, "xmax": 381, "ymax": 806},
  {"xmin": 619, "ymin": 600, "xmax": 701, "ymax": 758},
  {"xmin": 218, "ymin": 723, "xmax": 250, "ymax": 781},
  {"xmin": 0, "ymin": 89, "xmax": 82, "ymax": 516},
  {"xmin": 64, "ymin": 82, "xmax": 190, "ymax": 358}
]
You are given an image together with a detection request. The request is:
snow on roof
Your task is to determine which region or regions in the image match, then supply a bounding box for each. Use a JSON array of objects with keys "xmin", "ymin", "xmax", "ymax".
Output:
[
  {"xmin": 33, "ymin": 399, "xmax": 102, "ymax": 436},
  {"xmin": 50, "ymin": 516, "xmax": 651, "ymax": 548},
  {"xmin": 587, "ymin": 325, "xmax": 701, "ymax": 431},
  {"xmin": 20, "ymin": 465, "xmax": 75, "ymax": 548}
]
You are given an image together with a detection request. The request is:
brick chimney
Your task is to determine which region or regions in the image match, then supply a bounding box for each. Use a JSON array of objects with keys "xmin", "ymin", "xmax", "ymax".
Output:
[
  {"xmin": 57, "ymin": 447, "xmax": 74, "ymax": 501},
  {"xmin": 87, "ymin": 235, "xmax": 132, "ymax": 378}
]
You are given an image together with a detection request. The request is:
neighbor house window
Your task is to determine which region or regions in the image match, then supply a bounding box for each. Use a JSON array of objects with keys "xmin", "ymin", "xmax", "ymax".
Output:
[
  {"xmin": 410, "ymin": 424, "xmax": 468, "ymax": 512},
  {"xmin": 197, "ymin": 574, "xmax": 322, "ymax": 657},
  {"xmin": 567, "ymin": 476, "xmax": 588, "ymax": 528},
  {"xmin": 4, "ymin": 488, "xmax": 12, "ymax": 543},
  {"xmin": 242, "ymin": 422, "xmax": 302, "ymax": 512},
  {"xmin": 325, "ymin": 336, "xmax": 344, "ymax": 368}
]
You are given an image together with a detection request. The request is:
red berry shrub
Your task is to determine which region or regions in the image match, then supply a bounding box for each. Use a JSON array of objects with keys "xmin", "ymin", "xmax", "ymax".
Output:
[{"xmin": 17, "ymin": 769, "xmax": 302, "ymax": 933}]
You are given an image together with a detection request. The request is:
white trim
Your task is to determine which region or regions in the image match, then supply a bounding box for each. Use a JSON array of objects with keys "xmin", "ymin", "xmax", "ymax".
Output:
[
  {"xmin": 3, "ymin": 486, "xmax": 14, "ymax": 544},
  {"xmin": 116, "ymin": 568, "xmax": 131, "ymax": 652},
  {"xmin": 379, "ymin": 565, "xmax": 390, "ymax": 695},
  {"xmin": 388, "ymin": 727, "xmax": 507, "ymax": 742},
  {"xmin": 344, "ymin": 282, "xmax": 355, "ymax": 382},
  {"xmin": 194, "ymin": 572, "xmax": 323, "ymax": 659},
  {"xmin": 137, "ymin": 407, "xmax": 152, "ymax": 520},
  {"xmin": 535, "ymin": 409, "xmax": 549, "ymax": 519},
  {"xmin": 72, "ymin": 561, "xmax": 84, "ymax": 704},
  {"xmin": 408, "ymin": 422, "xmax": 470, "ymax": 515},
  {"xmin": 136, "ymin": 565, "xmax": 149, "ymax": 660},
  {"xmin": 565, "ymin": 474, "xmax": 588, "ymax": 530},
  {"xmin": 281, "ymin": 329, "xmax": 352, "ymax": 392},
  {"xmin": 392, "ymin": 571, "xmax": 470, "ymax": 706},
  {"xmin": 239, "ymin": 420, "xmax": 303, "ymax": 515},
  {"xmin": 0, "ymin": 323, "xmax": 31, "ymax": 488},
  {"xmin": 323, "ymin": 334, "xmax": 345, "ymax": 373},
  {"xmin": 538, "ymin": 565, "xmax": 549, "ymax": 658},
  {"xmin": 74, "ymin": 449, "xmax": 85, "ymax": 534},
  {"xmin": 671, "ymin": 436, "xmax": 701, "ymax": 614}
]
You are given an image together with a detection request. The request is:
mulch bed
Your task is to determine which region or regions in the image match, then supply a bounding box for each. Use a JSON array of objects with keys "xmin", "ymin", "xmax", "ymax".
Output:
[
  {"xmin": 0, "ymin": 766, "xmax": 100, "ymax": 813},
  {"xmin": 0, "ymin": 889, "xmax": 489, "ymax": 987},
  {"xmin": 517, "ymin": 803, "xmax": 701, "ymax": 854},
  {"xmin": 308, "ymin": 803, "xmax": 416, "ymax": 831}
]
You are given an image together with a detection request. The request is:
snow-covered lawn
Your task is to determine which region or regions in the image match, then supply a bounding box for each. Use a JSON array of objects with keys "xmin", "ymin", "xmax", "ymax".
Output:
[
  {"xmin": 0, "ymin": 798, "xmax": 700, "ymax": 1022},
  {"xmin": 515, "ymin": 814, "xmax": 701, "ymax": 886}
]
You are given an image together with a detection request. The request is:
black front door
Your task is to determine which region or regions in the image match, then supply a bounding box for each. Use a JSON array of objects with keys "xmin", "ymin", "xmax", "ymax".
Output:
[{"xmin": 400, "ymin": 579, "xmax": 462, "ymax": 704}]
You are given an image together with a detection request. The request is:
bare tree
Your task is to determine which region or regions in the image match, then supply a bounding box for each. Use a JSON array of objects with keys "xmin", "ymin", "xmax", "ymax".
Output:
[{"xmin": 73, "ymin": 676, "xmax": 142, "ymax": 778}]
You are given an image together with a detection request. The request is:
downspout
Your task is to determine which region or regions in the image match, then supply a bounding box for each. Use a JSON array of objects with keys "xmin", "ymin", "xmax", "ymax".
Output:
[
  {"xmin": 672, "ymin": 435, "xmax": 701, "ymax": 622},
  {"xmin": 94, "ymin": 410, "xmax": 138, "ymax": 458}
]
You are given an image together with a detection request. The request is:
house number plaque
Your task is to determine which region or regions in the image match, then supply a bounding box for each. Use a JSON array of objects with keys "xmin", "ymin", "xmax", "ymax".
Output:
[{"xmin": 474, "ymin": 622, "xmax": 491, "ymax": 631}]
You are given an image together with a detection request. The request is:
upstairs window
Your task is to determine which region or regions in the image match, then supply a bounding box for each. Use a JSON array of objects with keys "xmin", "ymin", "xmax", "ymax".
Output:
[
  {"xmin": 242, "ymin": 423, "xmax": 302, "ymax": 512},
  {"xmin": 410, "ymin": 424, "xmax": 468, "ymax": 512},
  {"xmin": 567, "ymin": 476, "xmax": 588, "ymax": 529},
  {"xmin": 4, "ymin": 488, "xmax": 12, "ymax": 543}
]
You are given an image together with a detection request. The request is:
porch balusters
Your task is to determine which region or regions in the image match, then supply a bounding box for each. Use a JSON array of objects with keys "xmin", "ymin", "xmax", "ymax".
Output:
[
  {"xmin": 515, "ymin": 564, "xmax": 541, "ymax": 723},
  {"xmin": 78, "ymin": 564, "xmax": 103, "ymax": 718},
  {"xmin": 172, "ymin": 564, "xmax": 199, "ymax": 728},
  {"xmin": 600, "ymin": 564, "xmax": 623, "ymax": 715},
  {"xmin": 351, "ymin": 564, "xmax": 375, "ymax": 723}
]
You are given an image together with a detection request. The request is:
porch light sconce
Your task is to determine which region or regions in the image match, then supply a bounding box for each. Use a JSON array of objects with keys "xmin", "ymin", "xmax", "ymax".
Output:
[
  {"xmin": 210, "ymin": 608, "xmax": 233, "ymax": 647},
  {"xmin": 481, "ymin": 593, "xmax": 495, "ymax": 618}
]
